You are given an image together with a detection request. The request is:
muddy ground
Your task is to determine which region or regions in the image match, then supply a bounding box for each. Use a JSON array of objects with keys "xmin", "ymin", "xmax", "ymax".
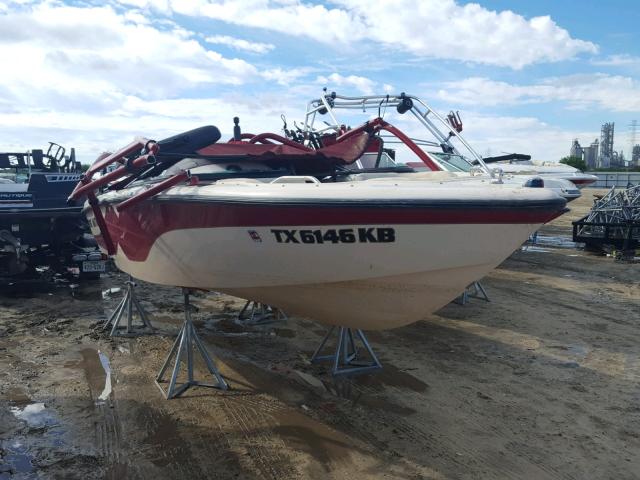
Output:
[{"xmin": 1, "ymin": 188, "xmax": 639, "ymax": 479}]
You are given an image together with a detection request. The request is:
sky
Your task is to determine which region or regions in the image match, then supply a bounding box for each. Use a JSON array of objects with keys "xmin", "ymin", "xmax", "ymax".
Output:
[{"xmin": 0, "ymin": 0, "xmax": 639, "ymax": 163}]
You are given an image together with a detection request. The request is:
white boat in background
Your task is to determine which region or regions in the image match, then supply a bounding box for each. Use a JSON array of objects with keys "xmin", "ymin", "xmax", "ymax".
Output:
[
  {"xmin": 69, "ymin": 93, "xmax": 567, "ymax": 330},
  {"xmin": 483, "ymin": 158, "xmax": 597, "ymax": 189},
  {"xmin": 405, "ymin": 159, "xmax": 581, "ymax": 202}
]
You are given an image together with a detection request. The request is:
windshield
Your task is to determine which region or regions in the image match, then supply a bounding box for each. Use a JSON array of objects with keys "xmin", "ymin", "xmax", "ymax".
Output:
[{"xmin": 430, "ymin": 153, "xmax": 473, "ymax": 172}]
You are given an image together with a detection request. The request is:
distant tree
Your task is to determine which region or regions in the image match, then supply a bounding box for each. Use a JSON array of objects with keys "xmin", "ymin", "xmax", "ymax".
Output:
[{"xmin": 559, "ymin": 155, "xmax": 587, "ymax": 172}]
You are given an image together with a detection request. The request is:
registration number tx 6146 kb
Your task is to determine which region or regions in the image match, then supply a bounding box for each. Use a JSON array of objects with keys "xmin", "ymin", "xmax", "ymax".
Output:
[{"xmin": 270, "ymin": 228, "xmax": 395, "ymax": 244}]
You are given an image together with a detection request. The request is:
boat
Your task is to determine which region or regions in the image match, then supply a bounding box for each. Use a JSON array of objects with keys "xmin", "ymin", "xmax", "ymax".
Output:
[
  {"xmin": 0, "ymin": 143, "xmax": 105, "ymax": 277},
  {"xmin": 481, "ymin": 156, "xmax": 598, "ymax": 189},
  {"xmin": 406, "ymin": 159, "xmax": 582, "ymax": 202},
  {"xmin": 69, "ymin": 95, "xmax": 567, "ymax": 330}
]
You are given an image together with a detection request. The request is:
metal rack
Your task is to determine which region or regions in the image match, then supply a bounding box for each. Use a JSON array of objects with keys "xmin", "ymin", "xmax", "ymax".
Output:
[{"xmin": 573, "ymin": 185, "xmax": 640, "ymax": 252}]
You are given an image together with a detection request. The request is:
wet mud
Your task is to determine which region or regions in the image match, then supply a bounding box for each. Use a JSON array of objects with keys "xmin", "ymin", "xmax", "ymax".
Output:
[{"xmin": 1, "ymin": 189, "xmax": 639, "ymax": 479}]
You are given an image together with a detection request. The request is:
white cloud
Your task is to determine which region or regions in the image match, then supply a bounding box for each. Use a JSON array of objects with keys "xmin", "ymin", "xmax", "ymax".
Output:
[
  {"xmin": 0, "ymin": 2, "xmax": 283, "ymax": 160},
  {"xmin": 316, "ymin": 73, "xmax": 376, "ymax": 95},
  {"xmin": 205, "ymin": 34, "xmax": 274, "ymax": 54},
  {"xmin": 458, "ymin": 113, "xmax": 597, "ymax": 161},
  {"xmin": 385, "ymin": 110, "xmax": 598, "ymax": 163},
  {"xmin": 591, "ymin": 54, "xmax": 640, "ymax": 67},
  {"xmin": 0, "ymin": 1, "xmax": 614, "ymax": 170},
  {"xmin": 436, "ymin": 74, "xmax": 640, "ymax": 112},
  {"xmin": 0, "ymin": 2, "xmax": 259, "ymax": 111},
  {"xmin": 153, "ymin": 0, "xmax": 597, "ymax": 69},
  {"xmin": 115, "ymin": 0, "xmax": 171, "ymax": 13},
  {"xmin": 262, "ymin": 67, "xmax": 313, "ymax": 86},
  {"xmin": 0, "ymin": 91, "xmax": 303, "ymax": 162}
]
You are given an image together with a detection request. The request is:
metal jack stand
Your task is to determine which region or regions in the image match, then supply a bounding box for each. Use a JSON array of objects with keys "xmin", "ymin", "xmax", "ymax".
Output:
[
  {"xmin": 455, "ymin": 281, "xmax": 490, "ymax": 305},
  {"xmin": 103, "ymin": 276, "xmax": 153, "ymax": 337},
  {"xmin": 156, "ymin": 289, "xmax": 228, "ymax": 399},
  {"xmin": 311, "ymin": 326, "xmax": 382, "ymax": 376},
  {"xmin": 237, "ymin": 300, "xmax": 287, "ymax": 325}
]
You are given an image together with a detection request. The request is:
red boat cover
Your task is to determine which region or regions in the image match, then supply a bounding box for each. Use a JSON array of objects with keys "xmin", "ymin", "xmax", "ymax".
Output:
[{"xmin": 197, "ymin": 131, "xmax": 371, "ymax": 165}]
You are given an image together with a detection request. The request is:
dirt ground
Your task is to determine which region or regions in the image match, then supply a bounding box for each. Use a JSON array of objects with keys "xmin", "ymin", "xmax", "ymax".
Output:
[{"xmin": 1, "ymin": 188, "xmax": 639, "ymax": 479}]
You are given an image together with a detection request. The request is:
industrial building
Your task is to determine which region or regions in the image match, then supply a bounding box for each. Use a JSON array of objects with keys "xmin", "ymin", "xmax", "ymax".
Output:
[
  {"xmin": 570, "ymin": 139, "xmax": 583, "ymax": 159},
  {"xmin": 599, "ymin": 122, "xmax": 615, "ymax": 168},
  {"xmin": 584, "ymin": 139, "xmax": 599, "ymax": 169},
  {"xmin": 569, "ymin": 121, "xmax": 640, "ymax": 168}
]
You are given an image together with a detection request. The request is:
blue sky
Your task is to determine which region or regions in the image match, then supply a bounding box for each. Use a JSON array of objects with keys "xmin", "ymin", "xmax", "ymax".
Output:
[{"xmin": 0, "ymin": 0, "xmax": 638, "ymax": 163}]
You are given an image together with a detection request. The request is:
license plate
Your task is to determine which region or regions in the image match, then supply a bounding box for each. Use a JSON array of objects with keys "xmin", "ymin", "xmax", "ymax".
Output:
[{"xmin": 82, "ymin": 261, "xmax": 106, "ymax": 273}]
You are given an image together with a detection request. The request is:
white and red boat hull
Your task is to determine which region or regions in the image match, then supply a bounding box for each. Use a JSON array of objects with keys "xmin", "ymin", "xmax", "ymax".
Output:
[{"xmin": 87, "ymin": 181, "xmax": 566, "ymax": 330}]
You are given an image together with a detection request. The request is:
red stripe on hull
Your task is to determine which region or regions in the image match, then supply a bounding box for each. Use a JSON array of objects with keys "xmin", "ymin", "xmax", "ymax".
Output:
[
  {"xmin": 569, "ymin": 178, "xmax": 596, "ymax": 185},
  {"xmin": 94, "ymin": 200, "xmax": 565, "ymax": 261}
]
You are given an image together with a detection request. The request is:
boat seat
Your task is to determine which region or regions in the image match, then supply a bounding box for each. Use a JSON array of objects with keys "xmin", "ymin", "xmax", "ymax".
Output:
[{"xmin": 157, "ymin": 126, "xmax": 221, "ymax": 156}]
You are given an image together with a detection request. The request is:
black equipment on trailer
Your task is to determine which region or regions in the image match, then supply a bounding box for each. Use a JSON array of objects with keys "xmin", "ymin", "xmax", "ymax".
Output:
[{"xmin": 0, "ymin": 143, "xmax": 105, "ymax": 278}]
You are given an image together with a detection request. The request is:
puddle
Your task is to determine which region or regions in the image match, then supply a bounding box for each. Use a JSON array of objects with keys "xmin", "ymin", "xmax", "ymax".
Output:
[
  {"xmin": 7, "ymin": 400, "xmax": 66, "ymax": 458},
  {"xmin": 534, "ymin": 234, "xmax": 578, "ymax": 249},
  {"xmin": 10, "ymin": 403, "xmax": 57, "ymax": 429},
  {"xmin": 523, "ymin": 234, "xmax": 579, "ymax": 253},
  {"xmin": 1, "ymin": 440, "xmax": 34, "ymax": 475},
  {"xmin": 97, "ymin": 350, "xmax": 112, "ymax": 403},
  {"xmin": 65, "ymin": 348, "xmax": 111, "ymax": 402},
  {"xmin": 521, "ymin": 246, "xmax": 552, "ymax": 253}
]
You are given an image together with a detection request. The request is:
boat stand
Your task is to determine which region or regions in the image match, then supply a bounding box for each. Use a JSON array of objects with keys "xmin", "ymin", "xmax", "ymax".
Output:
[
  {"xmin": 103, "ymin": 276, "xmax": 154, "ymax": 337},
  {"xmin": 156, "ymin": 288, "xmax": 228, "ymax": 399},
  {"xmin": 237, "ymin": 300, "xmax": 287, "ymax": 325},
  {"xmin": 311, "ymin": 326, "xmax": 382, "ymax": 376},
  {"xmin": 455, "ymin": 281, "xmax": 490, "ymax": 305}
]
